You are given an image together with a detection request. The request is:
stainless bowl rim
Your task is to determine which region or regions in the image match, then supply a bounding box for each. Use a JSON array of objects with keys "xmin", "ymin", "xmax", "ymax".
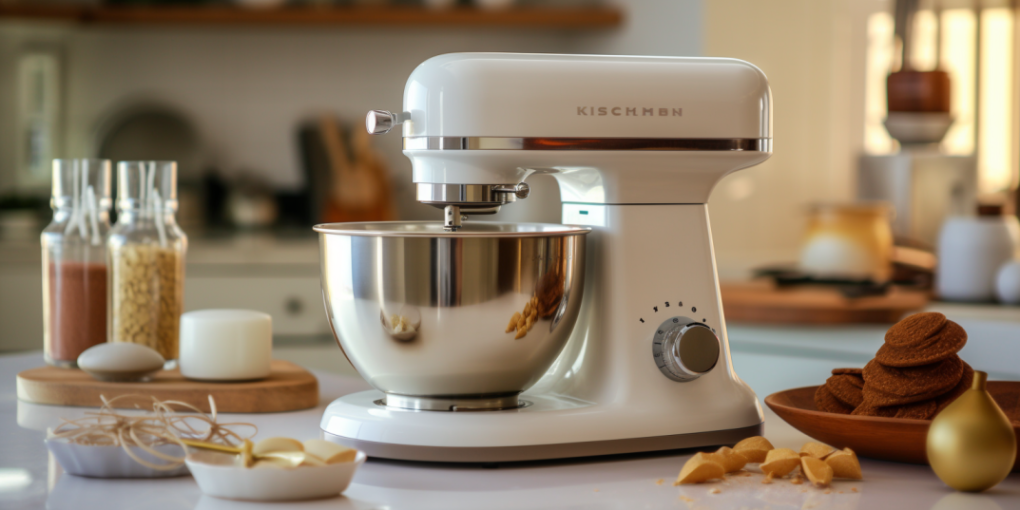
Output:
[{"xmin": 313, "ymin": 221, "xmax": 591, "ymax": 238}]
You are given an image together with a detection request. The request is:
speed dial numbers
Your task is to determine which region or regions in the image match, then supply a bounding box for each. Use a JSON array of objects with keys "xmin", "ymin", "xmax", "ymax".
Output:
[{"xmin": 652, "ymin": 317, "xmax": 720, "ymax": 382}]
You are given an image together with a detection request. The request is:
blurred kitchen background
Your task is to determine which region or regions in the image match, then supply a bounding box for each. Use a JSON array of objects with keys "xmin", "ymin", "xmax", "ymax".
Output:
[{"xmin": 1, "ymin": 0, "xmax": 1018, "ymax": 358}]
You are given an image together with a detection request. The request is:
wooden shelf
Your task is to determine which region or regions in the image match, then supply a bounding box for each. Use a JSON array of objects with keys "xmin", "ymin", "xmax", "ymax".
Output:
[{"xmin": 0, "ymin": 4, "xmax": 622, "ymax": 29}]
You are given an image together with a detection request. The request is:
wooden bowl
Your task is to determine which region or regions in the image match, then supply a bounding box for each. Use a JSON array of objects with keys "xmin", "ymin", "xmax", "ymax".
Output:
[{"xmin": 765, "ymin": 383, "xmax": 1020, "ymax": 471}]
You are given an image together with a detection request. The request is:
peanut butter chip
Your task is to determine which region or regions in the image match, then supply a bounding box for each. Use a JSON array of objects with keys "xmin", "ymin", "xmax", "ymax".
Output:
[
  {"xmin": 674, "ymin": 452, "xmax": 726, "ymax": 485},
  {"xmin": 801, "ymin": 456, "xmax": 833, "ymax": 487},
  {"xmin": 733, "ymin": 436, "xmax": 774, "ymax": 463},
  {"xmin": 760, "ymin": 448, "xmax": 800, "ymax": 477},
  {"xmin": 799, "ymin": 442, "xmax": 836, "ymax": 459},
  {"xmin": 825, "ymin": 448, "xmax": 863, "ymax": 480},
  {"xmin": 713, "ymin": 446, "xmax": 748, "ymax": 473}
]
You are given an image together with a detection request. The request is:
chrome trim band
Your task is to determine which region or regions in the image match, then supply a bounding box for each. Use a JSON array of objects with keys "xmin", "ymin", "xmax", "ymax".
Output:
[
  {"xmin": 379, "ymin": 394, "xmax": 529, "ymax": 412},
  {"xmin": 416, "ymin": 183, "xmax": 526, "ymax": 207},
  {"xmin": 313, "ymin": 220, "xmax": 591, "ymax": 238},
  {"xmin": 404, "ymin": 137, "xmax": 772, "ymax": 152}
]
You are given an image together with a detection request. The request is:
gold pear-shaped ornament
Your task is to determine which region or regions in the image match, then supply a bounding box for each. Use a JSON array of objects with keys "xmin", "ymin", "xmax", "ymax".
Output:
[{"xmin": 926, "ymin": 371, "xmax": 1016, "ymax": 492}]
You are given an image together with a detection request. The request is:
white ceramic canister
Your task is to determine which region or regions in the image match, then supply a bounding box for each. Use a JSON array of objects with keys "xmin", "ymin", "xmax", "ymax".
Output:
[
  {"xmin": 179, "ymin": 309, "xmax": 272, "ymax": 381},
  {"xmin": 995, "ymin": 260, "xmax": 1020, "ymax": 304},
  {"xmin": 937, "ymin": 213, "xmax": 1020, "ymax": 302}
]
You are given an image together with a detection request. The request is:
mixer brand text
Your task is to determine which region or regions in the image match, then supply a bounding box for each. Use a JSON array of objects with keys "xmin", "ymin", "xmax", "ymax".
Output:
[{"xmin": 577, "ymin": 107, "xmax": 683, "ymax": 117}]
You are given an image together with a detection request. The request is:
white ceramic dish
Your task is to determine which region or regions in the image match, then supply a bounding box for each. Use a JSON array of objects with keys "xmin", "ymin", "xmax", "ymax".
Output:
[
  {"xmin": 884, "ymin": 112, "xmax": 954, "ymax": 145},
  {"xmin": 185, "ymin": 450, "xmax": 366, "ymax": 501},
  {"xmin": 46, "ymin": 439, "xmax": 189, "ymax": 478}
]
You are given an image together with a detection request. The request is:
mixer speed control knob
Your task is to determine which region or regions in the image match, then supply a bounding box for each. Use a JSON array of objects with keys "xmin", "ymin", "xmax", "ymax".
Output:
[{"xmin": 652, "ymin": 319, "xmax": 720, "ymax": 382}]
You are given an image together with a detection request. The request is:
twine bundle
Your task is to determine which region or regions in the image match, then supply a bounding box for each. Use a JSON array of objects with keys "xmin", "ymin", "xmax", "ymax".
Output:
[{"xmin": 49, "ymin": 395, "xmax": 256, "ymax": 470}]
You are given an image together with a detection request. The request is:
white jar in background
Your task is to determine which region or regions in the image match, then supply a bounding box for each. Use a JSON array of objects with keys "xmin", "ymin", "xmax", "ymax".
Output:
[
  {"xmin": 180, "ymin": 309, "xmax": 273, "ymax": 381},
  {"xmin": 995, "ymin": 260, "xmax": 1020, "ymax": 304},
  {"xmin": 937, "ymin": 214, "xmax": 1020, "ymax": 302}
]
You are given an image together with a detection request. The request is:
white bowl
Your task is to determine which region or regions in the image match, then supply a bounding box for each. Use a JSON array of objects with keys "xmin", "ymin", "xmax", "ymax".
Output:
[
  {"xmin": 46, "ymin": 439, "xmax": 189, "ymax": 478},
  {"xmin": 884, "ymin": 112, "xmax": 954, "ymax": 145},
  {"xmin": 185, "ymin": 450, "xmax": 366, "ymax": 501}
]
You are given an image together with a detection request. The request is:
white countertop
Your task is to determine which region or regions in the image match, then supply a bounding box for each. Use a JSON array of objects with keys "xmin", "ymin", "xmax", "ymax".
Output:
[{"xmin": 4, "ymin": 337, "xmax": 1020, "ymax": 510}]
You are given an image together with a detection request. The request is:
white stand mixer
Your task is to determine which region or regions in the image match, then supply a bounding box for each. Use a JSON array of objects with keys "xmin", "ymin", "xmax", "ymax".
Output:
[{"xmin": 319, "ymin": 53, "xmax": 773, "ymax": 462}]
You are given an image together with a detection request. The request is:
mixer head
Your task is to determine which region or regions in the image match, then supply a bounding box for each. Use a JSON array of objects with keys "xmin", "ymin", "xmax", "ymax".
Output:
[
  {"xmin": 368, "ymin": 109, "xmax": 531, "ymax": 230},
  {"xmin": 367, "ymin": 53, "xmax": 773, "ymax": 230}
]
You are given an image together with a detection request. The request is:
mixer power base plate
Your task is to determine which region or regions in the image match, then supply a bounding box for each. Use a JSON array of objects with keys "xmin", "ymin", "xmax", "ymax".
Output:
[
  {"xmin": 324, "ymin": 423, "xmax": 762, "ymax": 463},
  {"xmin": 320, "ymin": 390, "xmax": 764, "ymax": 463}
]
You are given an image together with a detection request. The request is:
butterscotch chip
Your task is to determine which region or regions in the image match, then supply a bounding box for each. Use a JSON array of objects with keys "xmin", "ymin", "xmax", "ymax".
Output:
[
  {"xmin": 514, "ymin": 326, "xmax": 528, "ymax": 340},
  {"xmin": 801, "ymin": 456, "xmax": 833, "ymax": 487},
  {"xmin": 876, "ymin": 316, "xmax": 966, "ymax": 367},
  {"xmin": 862, "ymin": 356, "xmax": 962, "ymax": 398},
  {"xmin": 506, "ymin": 312, "xmax": 521, "ymax": 333},
  {"xmin": 825, "ymin": 448, "xmax": 862, "ymax": 479},
  {"xmin": 733, "ymin": 436, "xmax": 774, "ymax": 463},
  {"xmin": 674, "ymin": 452, "xmax": 725, "ymax": 485},
  {"xmin": 815, "ymin": 385, "xmax": 855, "ymax": 414},
  {"xmin": 760, "ymin": 448, "xmax": 800, "ymax": 477},
  {"xmin": 712, "ymin": 446, "xmax": 747, "ymax": 473},
  {"xmin": 800, "ymin": 442, "xmax": 836, "ymax": 459},
  {"xmin": 825, "ymin": 374, "xmax": 865, "ymax": 408}
]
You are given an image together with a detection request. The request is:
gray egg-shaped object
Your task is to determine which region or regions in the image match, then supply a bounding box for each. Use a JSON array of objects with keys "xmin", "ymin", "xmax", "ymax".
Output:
[{"xmin": 77, "ymin": 343, "xmax": 166, "ymax": 382}]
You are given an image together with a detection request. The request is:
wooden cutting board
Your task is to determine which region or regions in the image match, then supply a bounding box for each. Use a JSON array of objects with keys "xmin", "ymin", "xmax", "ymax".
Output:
[
  {"xmin": 16, "ymin": 359, "xmax": 319, "ymax": 413},
  {"xmin": 721, "ymin": 281, "xmax": 930, "ymax": 324}
]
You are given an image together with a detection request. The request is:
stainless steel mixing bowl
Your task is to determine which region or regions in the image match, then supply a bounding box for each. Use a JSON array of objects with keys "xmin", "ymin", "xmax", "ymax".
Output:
[{"xmin": 315, "ymin": 221, "xmax": 589, "ymax": 411}]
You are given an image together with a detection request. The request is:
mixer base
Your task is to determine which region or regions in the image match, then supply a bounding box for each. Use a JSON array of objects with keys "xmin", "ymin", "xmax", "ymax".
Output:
[
  {"xmin": 320, "ymin": 390, "xmax": 765, "ymax": 463},
  {"xmin": 324, "ymin": 422, "xmax": 762, "ymax": 463}
]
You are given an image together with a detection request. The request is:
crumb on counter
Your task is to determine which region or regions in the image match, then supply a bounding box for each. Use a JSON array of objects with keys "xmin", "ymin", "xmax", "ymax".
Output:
[
  {"xmin": 655, "ymin": 478, "xmax": 664, "ymax": 485},
  {"xmin": 678, "ymin": 495, "xmax": 694, "ymax": 502},
  {"xmin": 708, "ymin": 488, "xmax": 721, "ymax": 494}
]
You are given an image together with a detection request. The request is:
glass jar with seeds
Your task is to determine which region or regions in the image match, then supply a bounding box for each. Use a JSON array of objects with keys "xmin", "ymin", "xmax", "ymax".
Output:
[
  {"xmin": 108, "ymin": 161, "xmax": 187, "ymax": 363},
  {"xmin": 41, "ymin": 159, "xmax": 112, "ymax": 367}
]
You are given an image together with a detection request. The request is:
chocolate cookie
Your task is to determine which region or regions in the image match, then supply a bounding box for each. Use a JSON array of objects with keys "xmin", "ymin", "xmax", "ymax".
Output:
[
  {"xmin": 876, "ymin": 319, "xmax": 967, "ymax": 367},
  {"xmin": 831, "ymin": 368, "xmax": 864, "ymax": 376},
  {"xmin": 862, "ymin": 356, "xmax": 963, "ymax": 398},
  {"xmin": 893, "ymin": 399, "xmax": 938, "ymax": 420},
  {"xmin": 815, "ymin": 384, "xmax": 855, "ymax": 415},
  {"xmin": 934, "ymin": 361, "xmax": 975, "ymax": 415},
  {"xmin": 884, "ymin": 312, "xmax": 948, "ymax": 346},
  {"xmin": 851, "ymin": 399, "xmax": 937, "ymax": 420},
  {"xmin": 825, "ymin": 374, "xmax": 865, "ymax": 408}
]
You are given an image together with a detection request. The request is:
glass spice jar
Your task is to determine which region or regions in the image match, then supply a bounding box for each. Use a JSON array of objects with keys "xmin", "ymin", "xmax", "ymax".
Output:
[
  {"xmin": 41, "ymin": 159, "xmax": 112, "ymax": 367},
  {"xmin": 108, "ymin": 161, "xmax": 187, "ymax": 363}
]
